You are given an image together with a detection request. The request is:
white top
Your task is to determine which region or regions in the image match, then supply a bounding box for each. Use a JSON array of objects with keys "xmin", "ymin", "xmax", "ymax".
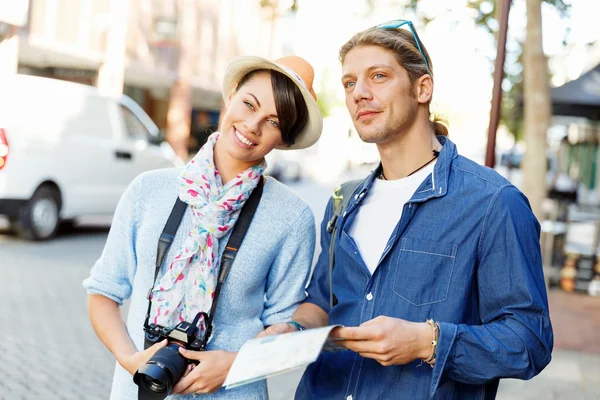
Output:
[{"xmin": 349, "ymin": 160, "xmax": 436, "ymax": 274}]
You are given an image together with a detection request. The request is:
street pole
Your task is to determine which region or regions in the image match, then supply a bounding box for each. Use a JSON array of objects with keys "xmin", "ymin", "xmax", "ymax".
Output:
[{"xmin": 485, "ymin": 0, "xmax": 512, "ymax": 168}]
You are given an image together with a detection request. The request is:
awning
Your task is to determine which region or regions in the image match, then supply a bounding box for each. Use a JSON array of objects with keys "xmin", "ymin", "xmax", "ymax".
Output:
[
  {"xmin": 551, "ymin": 63, "xmax": 600, "ymax": 120},
  {"xmin": 18, "ymin": 38, "xmax": 221, "ymax": 111}
]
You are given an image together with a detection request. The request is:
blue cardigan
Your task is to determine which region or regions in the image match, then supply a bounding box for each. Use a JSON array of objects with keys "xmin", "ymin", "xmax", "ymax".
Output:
[{"xmin": 84, "ymin": 168, "xmax": 316, "ymax": 400}]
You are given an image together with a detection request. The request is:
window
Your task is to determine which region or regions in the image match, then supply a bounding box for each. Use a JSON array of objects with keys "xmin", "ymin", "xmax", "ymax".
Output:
[{"xmin": 120, "ymin": 105, "xmax": 150, "ymax": 141}]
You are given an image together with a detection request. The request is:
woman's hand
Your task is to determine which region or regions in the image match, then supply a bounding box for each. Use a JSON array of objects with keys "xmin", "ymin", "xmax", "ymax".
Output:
[
  {"xmin": 118, "ymin": 339, "xmax": 168, "ymax": 376},
  {"xmin": 171, "ymin": 350, "xmax": 237, "ymax": 395}
]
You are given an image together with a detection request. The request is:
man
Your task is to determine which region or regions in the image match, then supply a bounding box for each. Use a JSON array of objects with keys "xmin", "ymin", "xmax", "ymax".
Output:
[{"xmin": 260, "ymin": 21, "xmax": 553, "ymax": 399}]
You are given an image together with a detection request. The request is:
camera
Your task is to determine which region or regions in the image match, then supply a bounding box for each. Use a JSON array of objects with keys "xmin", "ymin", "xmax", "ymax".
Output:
[{"xmin": 134, "ymin": 312, "xmax": 211, "ymax": 399}]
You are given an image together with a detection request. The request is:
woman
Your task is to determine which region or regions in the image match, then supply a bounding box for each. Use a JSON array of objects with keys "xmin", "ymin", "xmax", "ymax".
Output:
[{"xmin": 84, "ymin": 55, "xmax": 323, "ymax": 400}]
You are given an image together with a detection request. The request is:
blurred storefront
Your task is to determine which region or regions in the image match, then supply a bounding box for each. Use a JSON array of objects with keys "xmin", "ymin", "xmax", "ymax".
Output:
[
  {"xmin": 544, "ymin": 59, "xmax": 600, "ymax": 297},
  {"xmin": 5, "ymin": 0, "xmax": 289, "ymax": 154}
]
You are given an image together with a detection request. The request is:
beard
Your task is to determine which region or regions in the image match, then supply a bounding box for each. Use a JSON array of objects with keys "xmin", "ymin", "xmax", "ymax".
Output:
[
  {"xmin": 355, "ymin": 101, "xmax": 419, "ymax": 144},
  {"xmin": 356, "ymin": 127, "xmax": 391, "ymax": 143}
]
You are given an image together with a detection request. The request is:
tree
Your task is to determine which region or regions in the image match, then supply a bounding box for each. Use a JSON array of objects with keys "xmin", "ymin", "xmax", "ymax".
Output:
[
  {"xmin": 465, "ymin": 0, "xmax": 567, "ymax": 219},
  {"xmin": 522, "ymin": 0, "xmax": 550, "ymax": 218},
  {"xmin": 165, "ymin": 0, "xmax": 198, "ymax": 161},
  {"xmin": 259, "ymin": 0, "xmax": 300, "ymax": 57},
  {"xmin": 259, "ymin": 0, "xmax": 299, "ymax": 13}
]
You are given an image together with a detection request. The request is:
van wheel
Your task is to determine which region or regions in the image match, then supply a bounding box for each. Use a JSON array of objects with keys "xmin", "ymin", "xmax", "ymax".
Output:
[{"xmin": 15, "ymin": 186, "xmax": 61, "ymax": 240}]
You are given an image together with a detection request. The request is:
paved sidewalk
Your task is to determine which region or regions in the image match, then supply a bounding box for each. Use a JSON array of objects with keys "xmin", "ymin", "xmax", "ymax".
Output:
[
  {"xmin": 548, "ymin": 290, "xmax": 600, "ymax": 353},
  {"xmin": 493, "ymin": 289, "xmax": 600, "ymax": 399},
  {"xmin": 496, "ymin": 349, "xmax": 600, "ymax": 399}
]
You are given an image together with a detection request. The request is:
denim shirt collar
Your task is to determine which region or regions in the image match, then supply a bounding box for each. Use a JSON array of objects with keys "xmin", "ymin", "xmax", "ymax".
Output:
[{"xmin": 347, "ymin": 136, "xmax": 457, "ymax": 212}]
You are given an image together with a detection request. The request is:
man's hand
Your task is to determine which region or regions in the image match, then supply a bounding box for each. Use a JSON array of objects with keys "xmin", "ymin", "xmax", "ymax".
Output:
[
  {"xmin": 171, "ymin": 350, "xmax": 236, "ymax": 395},
  {"xmin": 330, "ymin": 316, "xmax": 432, "ymax": 366},
  {"xmin": 256, "ymin": 322, "xmax": 298, "ymax": 338},
  {"xmin": 118, "ymin": 339, "xmax": 168, "ymax": 375}
]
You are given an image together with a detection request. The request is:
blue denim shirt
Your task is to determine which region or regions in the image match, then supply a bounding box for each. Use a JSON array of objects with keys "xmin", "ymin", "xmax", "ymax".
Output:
[{"xmin": 297, "ymin": 137, "xmax": 553, "ymax": 400}]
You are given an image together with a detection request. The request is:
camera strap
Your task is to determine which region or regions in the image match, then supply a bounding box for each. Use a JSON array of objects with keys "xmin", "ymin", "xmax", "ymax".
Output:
[{"xmin": 143, "ymin": 177, "xmax": 264, "ymax": 332}]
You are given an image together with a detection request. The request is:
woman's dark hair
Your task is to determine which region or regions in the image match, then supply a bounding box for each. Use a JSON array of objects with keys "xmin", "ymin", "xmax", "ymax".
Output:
[{"xmin": 236, "ymin": 69, "xmax": 309, "ymax": 146}]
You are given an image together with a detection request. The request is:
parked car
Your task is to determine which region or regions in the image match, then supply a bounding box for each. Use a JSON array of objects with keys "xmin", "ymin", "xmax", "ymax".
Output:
[
  {"xmin": 497, "ymin": 149, "xmax": 568, "ymax": 193},
  {"xmin": 499, "ymin": 149, "xmax": 557, "ymax": 171},
  {"xmin": 0, "ymin": 74, "xmax": 182, "ymax": 240}
]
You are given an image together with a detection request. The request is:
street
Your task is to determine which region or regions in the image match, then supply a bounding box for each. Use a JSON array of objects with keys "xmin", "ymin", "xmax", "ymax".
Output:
[
  {"xmin": 0, "ymin": 228, "xmax": 115, "ymax": 399},
  {"xmin": 1, "ymin": 178, "xmax": 599, "ymax": 399},
  {"xmin": 0, "ymin": 179, "xmax": 335, "ymax": 400}
]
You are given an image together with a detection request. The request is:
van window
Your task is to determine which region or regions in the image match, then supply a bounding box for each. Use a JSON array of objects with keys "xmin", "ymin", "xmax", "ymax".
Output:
[{"xmin": 120, "ymin": 105, "xmax": 150, "ymax": 141}]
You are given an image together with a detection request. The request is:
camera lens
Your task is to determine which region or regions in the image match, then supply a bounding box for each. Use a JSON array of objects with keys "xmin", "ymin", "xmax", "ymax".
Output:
[
  {"xmin": 133, "ymin": 344, "xmax": 188, "ymax": 399},
  {"xmin": 142, "ymin": 375, "xmax": 168, "ymax": 392}
]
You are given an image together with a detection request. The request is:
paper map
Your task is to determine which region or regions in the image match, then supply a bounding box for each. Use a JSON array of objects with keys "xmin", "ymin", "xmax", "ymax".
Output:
[{"xmin": 224, "ymin": 325, "xmax": 343, "ymax": 389}]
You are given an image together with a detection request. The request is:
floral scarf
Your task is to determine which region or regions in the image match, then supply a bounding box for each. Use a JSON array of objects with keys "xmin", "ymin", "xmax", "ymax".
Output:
[{"xmin": 150, "ymin": 132, "xmax": 266, "ymax": 328}]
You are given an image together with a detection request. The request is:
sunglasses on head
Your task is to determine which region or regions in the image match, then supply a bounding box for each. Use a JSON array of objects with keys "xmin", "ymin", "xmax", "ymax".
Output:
[{"xmin": 376, "ymin": 19, "xmax": 432, "ymax": 75}]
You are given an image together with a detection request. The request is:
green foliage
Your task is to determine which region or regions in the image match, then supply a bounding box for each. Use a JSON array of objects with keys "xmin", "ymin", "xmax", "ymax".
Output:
[
  {"xmin": 317, "ymin": 94, "xmax": 333, "ymax": 118},
  {"xmin": 259, "ymin": 0, "xmax": 299, "ymax": 13},
  {"xmin": 466, "ymin": 0, "xmax": 499, "ymax": 36},
  {"xmin": 543, "ymin": 0, "xmax": 571, "ymax": 18},
  {"xmin": 259, "ymin": 0, "xmax": 276, "ymax": 9},
  {"xmin": 316, "ymin": 67, "xmax": 345, "ymax": 117}
]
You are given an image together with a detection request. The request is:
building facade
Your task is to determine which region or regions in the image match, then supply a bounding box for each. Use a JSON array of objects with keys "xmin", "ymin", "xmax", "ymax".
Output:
[{"xmin": 1, "ymin": 0, "xmax": 288, "ymax": 153}]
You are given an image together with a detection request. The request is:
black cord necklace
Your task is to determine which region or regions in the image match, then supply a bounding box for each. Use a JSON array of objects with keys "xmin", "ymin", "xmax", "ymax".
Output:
[{"xmin": 380, "ymin": 148, "xmax": 440, "ymax": 180}]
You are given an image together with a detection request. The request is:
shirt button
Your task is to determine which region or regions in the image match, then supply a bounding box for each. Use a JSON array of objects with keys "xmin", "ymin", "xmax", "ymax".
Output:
[
  {"xmin": 346, "ymin": 396, "xmax": 353, "ymax": 400},
  {"xmin": 366, "ymin": 292, "xmax": 373, "ymax": 301}
]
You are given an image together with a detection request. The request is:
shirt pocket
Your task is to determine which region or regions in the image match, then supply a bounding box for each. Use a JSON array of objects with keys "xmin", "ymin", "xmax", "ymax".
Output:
[{"xmin": 392, "ymin": 237, "xmax": 457, "ymax": 306}]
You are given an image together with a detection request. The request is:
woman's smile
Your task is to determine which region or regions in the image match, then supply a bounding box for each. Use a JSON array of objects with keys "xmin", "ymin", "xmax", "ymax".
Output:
[{"xmin": 233, "ymin": 127, "xmax": 257, "ymax": 148}]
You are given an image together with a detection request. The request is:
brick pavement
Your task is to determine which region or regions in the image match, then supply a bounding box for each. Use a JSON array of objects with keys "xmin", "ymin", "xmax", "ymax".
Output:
[
  {"xmin": 0, "ymin": 230, "xmax": 114, "ymax": 400},
  {"xmin": 547, "ymin": 289, "xmax": 600, "ymax": 354},
  {"xmin": 495, "ymin": 289, "xmax": 600, "ymax": 400}
]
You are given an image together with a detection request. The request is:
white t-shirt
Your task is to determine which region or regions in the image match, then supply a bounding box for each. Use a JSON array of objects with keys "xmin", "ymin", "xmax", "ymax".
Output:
[{"xmin": 348, "ymin": 160, "xmax": 437, "ymax": 274}]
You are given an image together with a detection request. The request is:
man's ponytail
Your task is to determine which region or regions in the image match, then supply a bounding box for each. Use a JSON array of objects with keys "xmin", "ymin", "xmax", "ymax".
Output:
[{"xmin": 431, "ymin": 114, "xmax": 449, "ymax": 137}]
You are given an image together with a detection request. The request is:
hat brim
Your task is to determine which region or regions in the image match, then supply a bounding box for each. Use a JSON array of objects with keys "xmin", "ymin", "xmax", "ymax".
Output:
[{"xmin": 222, "ymin": 56, "xmax": 323, "ymax": 150}]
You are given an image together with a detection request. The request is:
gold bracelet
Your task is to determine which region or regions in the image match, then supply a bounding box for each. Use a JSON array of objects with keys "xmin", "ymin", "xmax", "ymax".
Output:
[{"xmin": 423, "ymin": 319, "xmax": 439, "ymax": 367}]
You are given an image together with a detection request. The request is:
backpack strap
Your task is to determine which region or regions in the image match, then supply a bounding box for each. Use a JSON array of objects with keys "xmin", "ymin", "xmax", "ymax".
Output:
[
  {"xmin": 204, "ymin": 178, "xmax": 263, "ymax": 340},
  {"xmin": 326, "ymin": 179, "xmax": 363, "ymax": 309}
]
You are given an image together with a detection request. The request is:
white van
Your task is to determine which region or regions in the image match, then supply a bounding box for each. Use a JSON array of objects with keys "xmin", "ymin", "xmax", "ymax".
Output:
[{"xmin": 0, "ymin": 74, "xmax": 183, "ymax": 240}]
